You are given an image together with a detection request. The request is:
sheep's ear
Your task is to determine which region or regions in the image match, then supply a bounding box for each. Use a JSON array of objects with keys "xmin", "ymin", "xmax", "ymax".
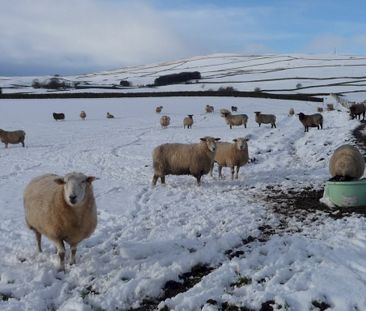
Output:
[
  {"xmin": 245, "ymin": 137, "xmax": 249, "ymax": 142},
  {"xmin": 54, "ymin": 178, "xmax": 65, "ymax": 185},
  {"xmin": 233, "ymin": 139, "xmax": 237, "ymax": 142},
  {"xmin": 200, "ymin": 137, "xmax": 207, "ymax": 142},
  {"xmin": 215, "ymin": 138, "xmax": 221, "ymax": 141},
  {"xmin": 86, "ymin": 176, "xmax": 97, "ymax": 183}
]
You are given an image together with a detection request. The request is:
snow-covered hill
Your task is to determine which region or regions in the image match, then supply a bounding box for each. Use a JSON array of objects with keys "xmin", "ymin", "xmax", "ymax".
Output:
[
  {"xmin": 2, "ymin": 54, "xmax": 366, "ymax": 100},
  {"xmin": 0, "ymin": 94, "xmax": 366, "ymax": 310}
]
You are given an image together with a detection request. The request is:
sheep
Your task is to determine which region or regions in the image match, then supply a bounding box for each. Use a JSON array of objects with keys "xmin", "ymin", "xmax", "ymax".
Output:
[
  {"xmin": 183, "ymin": 114, "xmax": 194, "ymax": 129},
  {"xmin": 210, "ymin": 137, "xmax": 249, "ymax": 180},
  {"xmin": 317, "ymin": 107, "xmax": 324, "ymax": 113},
  {"xmin": 288, "ymin": 108, "xmax": 295, "ymax": 116},
  {"xmin": 220, "ymin": 108, "xmax": 230, "ymax": 116},
  {"xmin": 254, "ymin": 112, "xmax": 276, "ymax": 128},
  {"xmin": 0, "ymin": 129, "xmax": 26, "ymax": 148},
  {"xmin": 349, "ymin": 103, "xmax": 365, "ymax": 120},
  {"xmin": 53, "ymin": 112, "xmax": 65, "ymax": 121},
  {"xmin": 329, "ymin": 144, "xmax": 365, "ymax": 181},
  {"xmin": 80, "ymin": 110, "xmax": 86, "ymax": 120},
  {"xmin": 298, "ymin": 112, "xmax": 323, "ymax": 132},
  {"xmin": 160, "ymin": 115, "xmax": 170, "ymax": 128},
  {"xmin": 23, "ymin": 172, "xmax": 97, "ymax": 271},
  {"xmin": 327, "ymin": 103, "xmax": 335, "ymax": 111},
  {"xmin": 152, "ymin": 136, "xmax": 220, "ymax": 186},
  {"xmin": 231, "ymin": 106, "xmax": 238, "ymax": 112},
  {"xmin": 205, "ymin": 105, "xmax": 214, "ymax": 113},
  {"xmin": 106, "ymin": 112, "xmax": 114, "ymax": 119},
  {"xmin": 222, "ymin": 112, "xmax": 248, "ymax": 129},
  {"xmin": 156, "ymin": 106, "xmax": 163, "ymax": 113}
]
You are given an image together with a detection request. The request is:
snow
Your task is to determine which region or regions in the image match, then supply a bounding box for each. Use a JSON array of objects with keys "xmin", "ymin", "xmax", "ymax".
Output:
[
  {"xmin": 3, "ymin": 54, "xmax": 366, "ymax": 100},
  {"xmin": 0, "ymin": 95, "xmax": 365, "ymax": 310}
]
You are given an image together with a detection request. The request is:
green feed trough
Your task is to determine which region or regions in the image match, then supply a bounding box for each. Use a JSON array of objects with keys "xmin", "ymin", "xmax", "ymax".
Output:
[{"xmin": 324, "ymin": 179, "xmax": 366, "ymax": 207}]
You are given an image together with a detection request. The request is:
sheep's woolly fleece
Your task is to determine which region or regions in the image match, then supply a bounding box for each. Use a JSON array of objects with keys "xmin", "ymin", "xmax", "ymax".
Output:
[{"xmin": 0, "ymin": 96, "xmax": 365, "ymax": 311}]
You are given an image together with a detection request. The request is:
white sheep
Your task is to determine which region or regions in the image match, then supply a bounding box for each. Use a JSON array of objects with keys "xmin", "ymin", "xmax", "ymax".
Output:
[
  {"xmin": 0, "ymin": 129, "xmax": 26, "ymax": 148},
  {"xmin": 160, "ymin": 115, "xmax": 171, "ymax": 128},
  {"xmin": 152, "ymin": 136, "xmax": 220, "ymax": 186},
  {"xmin": 156, "ymin": 106, "xmax": 163, "ymax": 113},
  {"xmin": 24, "ymin": 172, "xmax": 97, "ymax": 271},
  {"xmin": 205, "ymin": 105, "xmax": 214, "ymax": 113},
  {"xmin": 288, "ymin": 108, "xmax": 295, "ymax": 116},
  {"xmin": 183, "ymin": 115, "xmax": 194, "ymax": 129},
  {"xmin": 210, "ymin": 137, "xmax": 249, "ymax": 179},
  {"xmin": 329, "ymin": 145, "xmax": 365, "ymax": 181},
  {"xmin": 254, "ymin": 112, "xmax": 276, "ymax": 128},
  {"xmin": 222, "ymin": 112, "xmax": 248, "ymax": 129},
  {"xmin": 80, "ymin": 110, "xmax": 86, "ymax": 120}
]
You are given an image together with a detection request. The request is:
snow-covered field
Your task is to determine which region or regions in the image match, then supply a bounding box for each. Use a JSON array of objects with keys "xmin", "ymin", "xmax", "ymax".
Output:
[
  {"xmin": 0, "ymin": 95, "xmax": 365, "ymax": 310},
  {"xmin": 3, "ymin": 54, "xmax": 366, "ymax": 99}
]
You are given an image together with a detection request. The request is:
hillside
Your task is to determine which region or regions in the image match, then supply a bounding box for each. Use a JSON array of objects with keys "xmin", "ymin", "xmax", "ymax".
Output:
[{"xmin": 2, "ymin": 54, "xmax": 366, "ymax": 101}]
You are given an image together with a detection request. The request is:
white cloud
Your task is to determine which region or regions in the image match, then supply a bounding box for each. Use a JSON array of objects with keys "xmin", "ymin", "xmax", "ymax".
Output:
[{"xmin": 0, "ymin": 0, "xmax": 190, "ymax": 74}]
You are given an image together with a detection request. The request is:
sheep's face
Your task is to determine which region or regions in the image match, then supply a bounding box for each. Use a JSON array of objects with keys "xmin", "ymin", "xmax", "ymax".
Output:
[
  {"xmin": 200, "ymin": 137, "xmax": 220, "ymax": 152},
  {"xmin": 55, "ymin": 173, "xmax": 96, "ymax": 207},
  {"xmin": 233, "ymin": 138, "xmax": 248, "ymax": 151}
]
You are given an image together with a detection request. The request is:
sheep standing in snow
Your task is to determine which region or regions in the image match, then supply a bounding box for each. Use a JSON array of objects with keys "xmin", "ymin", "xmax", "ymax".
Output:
[
  {"xmin": 160, "ymin": 115, "xmax": 170, "ymax": 128},
  {"xmin": 288, "ymin": 108, "xmax": 295, "ymax": 116},
  {"xmin": 254, "ymin": 112, "xmax": 276, "ymax": 128},
  {"xmin": 298, "ymin": 112, "xmax": 323, "ymax": 132},
  {"xmin": 24, "ymin": 172, "xmax": 97, "ymax": 271},
  {"xmin": 210, "ymin": 137, "xmax": 249, "ymax": 180},
  {"xmin": 53, "ymin": 112, "xmax": 65, "ymax": 121},
  {"xmin": 222, "ymin": 112, "xmax": 248, "ymax": 129},
  {"xmin": 80, "ymin": 110, "xmax": 86, "ymax": 120},
  {"xmin": 349, "ymin": 103, "xmax": 365, "ymax": 120},
  {"xmin": 106, "ymin": 112, "xmax": 114, "ymax": 119},
  {"xmin": 183, "ymin": 115, "xmax": 194, "ymax": 129},
  {"xmin": 329, "ymin": 145, "xmax": 365, "ymax": 181},
  {"xmin": 156, "ymin": 106, "xmax": 163, "ymax": 113},
  {"xmin": 152, "ymin": 136, "xmax": 220, "ymax": 186},
  {"xmin": 205, "ymin": 105, "xmax": 214, "ymax": 113},
  {"xmin": 231, "ymin": 106, "xmax": 238, "ymax": 112},
  {"xmin": 0, "ymin": 129, "xmax": 26, "ymax": 148}
]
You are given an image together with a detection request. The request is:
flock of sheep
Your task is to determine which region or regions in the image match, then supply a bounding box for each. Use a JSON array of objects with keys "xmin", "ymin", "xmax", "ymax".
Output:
[
  {"xmin": 52, "ymin": 111, "xmax": 115, "ymax": 121},
  {"xmin": 0, "ymin": 99, "xmax": 364, "ymax": 272}
]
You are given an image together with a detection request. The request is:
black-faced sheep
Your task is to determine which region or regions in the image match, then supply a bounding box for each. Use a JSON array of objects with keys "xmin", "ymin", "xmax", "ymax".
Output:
[
  {"xmin": 106, "ymin": 112, "xmax": 114, "ymax": 119},
  {"xmin": 254, "ymin": 112, "xmax": 276, "ymax": 128},
  {"xmin": 222, "ymin": 112, "xmax": 248, "ymax": 129},
  {"xmin": 183, "ymin": 115, "xmax": 194, "ymax": 129},
  {"xmin": 24, "ymin": 172, "xmax": 97, "ymax": 271},
  {"xmin": 298, "ymin": 112, "xmax": 323, "ymax": 132},
  {"xmin": 152, "ymin": 136, "xmax": 220, "ymax": 186},
  {"xmin": 329, "ymin": 145, "xmax": 365, "ymax": 181},
  {"xmin": 0, "ymin": 129, "xmax": 26, "ymax": 148},
  {"xmin": 156, "ymin": 106, "xmax": 163, "ymax": 113},
  {"xmin": 53, "ymin": 112, "xmax": 65, "ymax": 121},
  {"xmin": 210, "ymin": 137, "xmax": 249, "ymax": 180},
  {"xmin": 160, "ymin": 115, "xmax": 170, "ymax": 128},
  {"xmin": 231, "ymin": 106, "xmax": 238, "ymax": 112},
  {"xmin": 205, "ymin": 105, "xmax": 214, "ymax": 113},
  {"xmin": 80, "ymin": 111, "xmax": 86, "ymax": 120},
  {"xmin": 349, "ymin": 103, "xmax": 365, "ymax": 120}
]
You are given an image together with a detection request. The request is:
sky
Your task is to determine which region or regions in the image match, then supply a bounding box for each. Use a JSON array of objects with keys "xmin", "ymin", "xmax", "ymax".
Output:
[{"xmin": 1, "ymin": 0, "xmax": 366, "ymax": 76}]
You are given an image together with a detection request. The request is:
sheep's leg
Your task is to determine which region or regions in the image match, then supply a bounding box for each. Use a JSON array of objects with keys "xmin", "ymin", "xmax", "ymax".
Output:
[
  {"xmin": 35, "ymin": 230, "xmax": 42, "ymax": 252},
  {"xmin": 21, "ymin": 141, "xmax": 25, "ymax": 147},
  {"xmin": 160, "ymin": 176, "xmax": 165, "ymax": 184},
  {"xmin": 209, "ymin": 163, "xmax": 214, "ymax": 177},
  {"xmin": 152, "ymin": 175, "xmax": 159, "ymax": 186},
  {"xmin": 273, "ymin": 123, "xmax": 276, "ymax": 128},
  {"xmin": 231, "ymin": 167, "xmax": 235, "ymax": 180},
  {"xmin": 70, "ymin": 244, "xmax": 77, "ymax": 265},
  {"xmin": 5, "ymin": 143, "xmax": 8, "ymax": 148},
  {"xmin": 244, "ymin": 123, "xmax": 247, "ymax": 128},
  {"xmin": 235, "ymin": 166, "xmax": 240, "ymax": 179},
  {"xmin": 218, "ymin": 166, "xmax": 223, "ymax": 178},
  {"xmin": 230, "ymin": 125, "xmax": 232, "ymax": 129},
  {"xmin": 54, "ymin": 240, "xmax": 66, "ymax": 271},
  {"xmin": 196, "ymin": 175, "xmax": 202, "ymax": 186}
]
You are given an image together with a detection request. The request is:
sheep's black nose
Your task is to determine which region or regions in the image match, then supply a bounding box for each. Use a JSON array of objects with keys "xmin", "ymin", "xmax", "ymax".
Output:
[{"xmin": 69, "ymin": 195, "xmax": 77, "ymax": 203}]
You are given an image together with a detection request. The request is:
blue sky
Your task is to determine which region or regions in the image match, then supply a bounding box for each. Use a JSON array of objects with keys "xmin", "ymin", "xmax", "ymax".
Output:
[{"xmin": 1, "ymin": 0, "xmax": 366, "ymax": 76}]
